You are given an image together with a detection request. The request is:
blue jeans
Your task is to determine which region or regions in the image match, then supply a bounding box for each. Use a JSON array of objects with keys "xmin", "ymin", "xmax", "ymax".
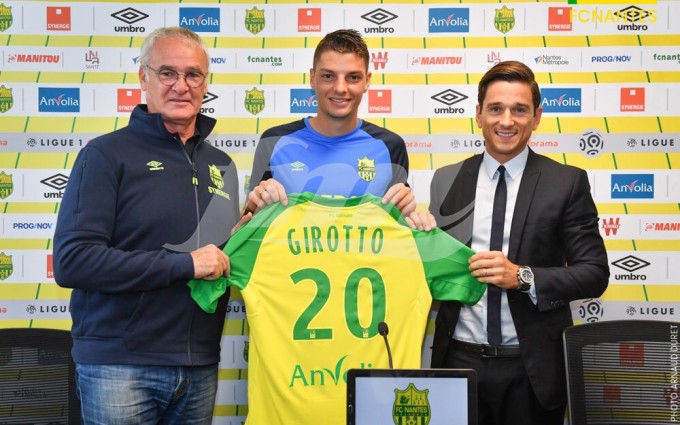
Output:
[{"xmin": 76, "ymin": 363, "xmax": 218, "ymax": 425}]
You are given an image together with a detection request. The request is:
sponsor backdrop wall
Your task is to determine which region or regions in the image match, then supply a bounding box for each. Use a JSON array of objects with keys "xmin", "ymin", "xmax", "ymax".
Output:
[{"xmin": 0, "ymin": 0, "xmax": 678, "ymax": 423}]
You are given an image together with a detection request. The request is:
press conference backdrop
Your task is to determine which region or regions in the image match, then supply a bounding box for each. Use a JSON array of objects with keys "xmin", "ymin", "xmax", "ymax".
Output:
[{"xmin": 0, "ymin": 0, "xmax": 678, "ymax": 423}]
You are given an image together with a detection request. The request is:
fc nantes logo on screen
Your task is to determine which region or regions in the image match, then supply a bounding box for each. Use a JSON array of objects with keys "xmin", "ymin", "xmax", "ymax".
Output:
[
  {"xmin": 245, "ymin": 87, "xmax": 265, "ymax": 115},
  {"xmin": 494, "ymin": 6, "xmax": 515, "ymax": 34},
  {"xmin": 0, "ymin": 85, "xmax": 13, "ymax": 113},
  {"xmin": 0, "ymin": 4, "xmax": 12, "ymax": 32},
  {"xmin": 357, "ymin": 156, "xmax": 376, "ymax": 182},
  {"xmin": 245, "ymin": 7, "xmax": 265, "ymax": 35},
  {"xmin": 393, "ymin": 383, "xmax": 431, "ymax": 425}
]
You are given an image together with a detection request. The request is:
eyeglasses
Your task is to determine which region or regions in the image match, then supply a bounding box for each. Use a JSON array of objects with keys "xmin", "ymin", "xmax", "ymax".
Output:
[{"xmin": 144, "ymin": 65, "xmax": 207, "ymax": 88}]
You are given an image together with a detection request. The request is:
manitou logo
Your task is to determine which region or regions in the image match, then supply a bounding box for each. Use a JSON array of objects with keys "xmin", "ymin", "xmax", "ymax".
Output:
[{"xmin": 601, "ymin": 217, "xmax": 620, "ymax": 236}]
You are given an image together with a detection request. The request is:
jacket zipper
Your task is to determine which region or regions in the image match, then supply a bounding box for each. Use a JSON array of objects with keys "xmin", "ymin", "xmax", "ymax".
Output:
[{"xmin": 174, "ymin": 135, "xmax": 201, "ymax": 365}]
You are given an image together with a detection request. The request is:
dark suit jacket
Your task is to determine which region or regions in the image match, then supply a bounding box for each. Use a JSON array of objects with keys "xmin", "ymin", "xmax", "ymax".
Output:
[{"xmin": 429, "ymin": 149, "xmax": 609, "ymax": 410}]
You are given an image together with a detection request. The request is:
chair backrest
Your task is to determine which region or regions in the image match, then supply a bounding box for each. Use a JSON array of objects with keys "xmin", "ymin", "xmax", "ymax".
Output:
[
  {"xmin": 0, "ymin": 328, "xmax": 80, "ymax": 425},
  {"xmin": 563, "ymin": 320, "xmax": 676, "ymax": 425}
]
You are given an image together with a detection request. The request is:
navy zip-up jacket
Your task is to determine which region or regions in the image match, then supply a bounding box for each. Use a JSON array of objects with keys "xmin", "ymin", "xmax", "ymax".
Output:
[{"xmin": 54, "ymin": 105, "xmax": 240, "ymax": 366}]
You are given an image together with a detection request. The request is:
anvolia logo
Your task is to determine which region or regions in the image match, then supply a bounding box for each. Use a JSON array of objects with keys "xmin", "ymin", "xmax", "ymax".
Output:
[
  {"xmin": 179, "ymin": 8, "xmax": 220, "ymax": 32},
  {"xmin": 611, "ymin": 174, "xmax": 654, "ymax": 199},
  {"xmin": 290, "ymin": 89, "xmax": 317, "ymax": 114},
  {"xmin": 38, "ymin": 87, "xmax": 80, "ymax": 112},
  {"xmin": 540, "ymin": 88, "xmax": 581, "ymax": 113},
  {"xmin": 428, "ymin": 8, "xmax": 470, "ymax": 33}
]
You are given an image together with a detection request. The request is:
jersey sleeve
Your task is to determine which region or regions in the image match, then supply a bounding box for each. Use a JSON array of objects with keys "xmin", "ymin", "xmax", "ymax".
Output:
[
  {"xmin": 360, "ymin": 121, "xmax": 409, "ymax": 187},
  {"xmin": 414, "ymin": 228, "xmax": 486, "ymax": 305}
]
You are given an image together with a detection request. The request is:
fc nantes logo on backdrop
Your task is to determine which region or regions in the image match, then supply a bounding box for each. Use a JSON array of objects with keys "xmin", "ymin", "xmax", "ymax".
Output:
[
  {"xmin": 209, "ymin": 164, "xmax": 224, "ymax": 189},
  {"xmin": 0, "ymin": 253, "xmax": 13, "ymax": 281},
  {"xmin": 243, "ymin": 340, "xmax": 249, "ymax": 362},
  {"xmin": 494, "ymin": 6, "xmax": 515, "ymax": 34},
  {"xmin": 0, "ymin": 85, "xmax": 13, "ymax": 113},
  {"xmin": 0, "ymin": 4, "xmax": 12, "ymax": 32},
  {"xmin": 357, "ymin": 156, "xmax": 376, "ymax": 182},
  {"xmin": 0, "ymin": 171, "xmax": 13, "ymax": 199},
  {"xmin": 245, "ymin": 88, "xmax": 265, "ymax": 115},
  {"xmin": 393, "ymin": 383, "xmax": 431, "ymax": 425},
  {"xmin": 245, "ymin": 7, "xmax": 265, "ymax": 35}
]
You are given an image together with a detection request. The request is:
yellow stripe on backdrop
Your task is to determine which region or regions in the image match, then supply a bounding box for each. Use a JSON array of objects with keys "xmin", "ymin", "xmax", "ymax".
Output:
[{"xmin": 0, "ymin": 1, "xmax": 677, "ymax": 423}]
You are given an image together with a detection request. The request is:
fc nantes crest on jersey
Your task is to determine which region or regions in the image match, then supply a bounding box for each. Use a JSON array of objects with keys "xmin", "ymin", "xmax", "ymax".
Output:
[{"xmin": 188, "ymin": 193, "xmax": 484, "ymax": 425}]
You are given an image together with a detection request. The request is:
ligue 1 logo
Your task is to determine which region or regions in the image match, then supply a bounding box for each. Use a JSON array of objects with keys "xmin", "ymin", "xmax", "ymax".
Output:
[
  {"xmin": 576, "ymin": 298, "xmax": 603, "ymax": 323},
  {"xmin": 579, "ymin": 129, "xmax": 604, "ymax": 157}
]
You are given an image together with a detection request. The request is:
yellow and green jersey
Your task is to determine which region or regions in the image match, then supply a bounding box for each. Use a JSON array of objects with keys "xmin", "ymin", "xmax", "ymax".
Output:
[{"xmin": 189, "ymin": 192, "xmax": 484, "ymax": 425}]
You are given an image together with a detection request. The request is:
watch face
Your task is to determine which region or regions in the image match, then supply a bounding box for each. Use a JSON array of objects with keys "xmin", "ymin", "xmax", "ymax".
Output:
[{"xmin": 520, "ymin": 267, "xmax": 534, "ymax": 282}]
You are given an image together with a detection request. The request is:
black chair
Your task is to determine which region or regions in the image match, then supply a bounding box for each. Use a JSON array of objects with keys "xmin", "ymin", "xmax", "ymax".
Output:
[
  {"xmin": 0, "ymin": 328, "xmax": 80, "ymax": 425},
  {"xmin": 563, "ymin": 320, "xmax": 677, "ymax": 425}
]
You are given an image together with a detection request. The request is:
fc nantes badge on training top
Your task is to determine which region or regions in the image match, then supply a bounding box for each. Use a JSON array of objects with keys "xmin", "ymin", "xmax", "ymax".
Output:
[
  {"xmin": 357, "ymin": 156, "xmax": 376, "ymax": 182},
  {"xmin": 393, "ymin": 383, "xmax": 431, "ymax": 425},
  {"xmin": 494, "ymin": 6, "xmax": 515, "ymax": 34},
  {"xmin": 245, "ymin": 7, "xmax": 265, "ymax": 35},
  {"xmin": 209, "ymin": 164, "xmax": 224, "ymax": 189}
]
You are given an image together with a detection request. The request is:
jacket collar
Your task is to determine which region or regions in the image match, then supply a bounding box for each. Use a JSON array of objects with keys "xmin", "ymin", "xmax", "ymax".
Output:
[{"xmin": 129, "ymin": 105, "xmax": 217, "ymax": 141}]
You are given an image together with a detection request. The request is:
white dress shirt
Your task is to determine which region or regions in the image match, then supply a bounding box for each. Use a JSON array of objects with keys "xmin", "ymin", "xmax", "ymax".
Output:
[{"xmin": 452, "ymin": 147, "xmax": 534, "ymax": 345}]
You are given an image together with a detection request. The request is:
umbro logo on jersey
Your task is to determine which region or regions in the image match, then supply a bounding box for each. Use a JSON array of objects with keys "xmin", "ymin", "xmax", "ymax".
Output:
[
  {"xmin": 147, "ymin": 160, "xmax": 164, "ymax": 171},
  {"xmin": 291, "ymin": 161, "xmax": 305, "ymax": 172}
]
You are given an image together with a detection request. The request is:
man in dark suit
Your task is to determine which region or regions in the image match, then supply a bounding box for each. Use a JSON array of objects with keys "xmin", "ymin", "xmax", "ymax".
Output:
[{"xmin": 429, "ymin": 61, "xmax": 609, "ymax": 425}]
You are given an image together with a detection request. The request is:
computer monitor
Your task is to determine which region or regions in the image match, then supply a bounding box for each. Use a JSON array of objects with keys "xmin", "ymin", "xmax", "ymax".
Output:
[{"xmin": 346, "ymin": 368, "xmax": 477, "ymax": 425}]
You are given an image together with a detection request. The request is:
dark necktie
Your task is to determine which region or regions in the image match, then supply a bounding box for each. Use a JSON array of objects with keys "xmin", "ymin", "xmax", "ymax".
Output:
[{"xmin": 487, "ymin": 165, "xmax": 506, "ymax": 347}]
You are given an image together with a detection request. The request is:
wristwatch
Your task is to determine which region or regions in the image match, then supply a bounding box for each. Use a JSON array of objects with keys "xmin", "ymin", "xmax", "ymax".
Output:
[{"xmin": 517, "ymin": 266, "xmax": 534, "ymax": 293}]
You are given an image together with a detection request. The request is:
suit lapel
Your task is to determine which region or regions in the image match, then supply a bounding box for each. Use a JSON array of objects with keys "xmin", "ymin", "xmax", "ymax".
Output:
[
  {"xmin": 508, "ymin": 150, "xmax": 540, "ymax": 262},
  {"xmin": 439, "ymin": 155, "xmax": 482, "ymax": 246}
]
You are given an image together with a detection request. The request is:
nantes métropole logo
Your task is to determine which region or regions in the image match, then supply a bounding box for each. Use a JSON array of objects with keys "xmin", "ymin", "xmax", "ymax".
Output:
[
  {"xmin": 0, "ymin": 85, "xmax": 13, "ymax": 113},
  {"xmin": 245, "ymin": 7, "xmax": 265, "ymax": 35},
  {"xmin": 0, "ymin": 3, "xmax": 13, "ymax": 32},
  {"xmin": 244, "ymin": 87, "xmax": 265, "ymax": 115},
  {"xmin": 393, "ymin": 383, "xmax": 431, "ymax": 425}
]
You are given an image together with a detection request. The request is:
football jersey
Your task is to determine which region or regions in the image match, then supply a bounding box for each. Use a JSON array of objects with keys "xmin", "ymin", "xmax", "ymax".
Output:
[
  {"xmin": 188, "ymin": 193, "xmax": 484, "ymax": 425},
  {"xmin": 249, "ymin": 118, "xmax": 409, "ymax": 198}
]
